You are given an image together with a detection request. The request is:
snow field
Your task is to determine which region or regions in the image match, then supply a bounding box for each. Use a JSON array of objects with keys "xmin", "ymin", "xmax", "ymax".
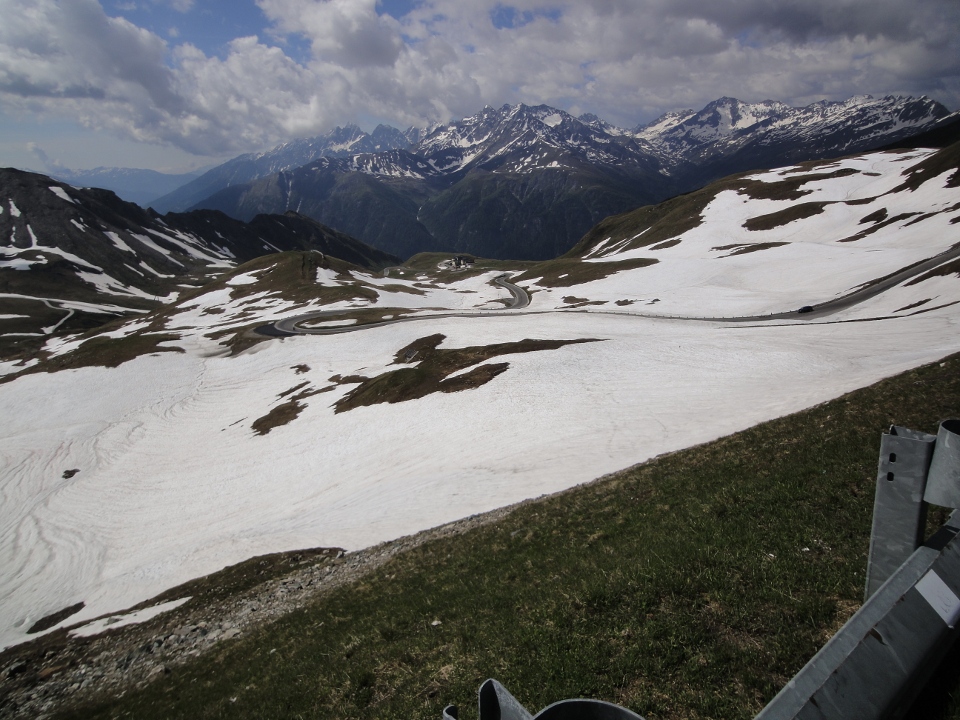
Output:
[
  {"xmin": 2, "ymin": 302, "xmax": 960, "ymax": 649},
  {"xmin": 2, "ymin": 145, "xmax": 960, "ymax": 649},
  {"xmin": 70, "ymin": 598, "xmax": 192, "ymax": 638},
  {"xmin": 532, "ymin": 151, "xmax": 960, "ymax": 316}
]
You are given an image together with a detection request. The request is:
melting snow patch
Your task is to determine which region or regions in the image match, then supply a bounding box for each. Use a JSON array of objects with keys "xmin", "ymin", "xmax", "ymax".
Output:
[
  {"xmin": 98, "ymin": 320, "xmax": 152, "ymax": 340},
  {"xmin": 0, "ymin": 257, "xmax": 45, "ymax": 270},
  {"xmin": 0, "ymin": 357, "xmax": 37, "ymax": 377},
  {"xmin": 316, "ymin": 267, "xmax": 345, "ymax": 285},
  {"xmin": 75, "ymin": 271, "xmax": 156, "ymax": 299},
  {"xmin": 227, "ymin": 271, "xmax": 261, "ymax": 286},
  {"xmin": 130, "ymin": 233, "xmax": 183, "ymax": 266},
  {"xmin": 69, "ymin": 598, "xmax": 191, "ymax": 638},
  {"xmin": 49, "ymin": 186, "xmax": 75, "ymax": 204},
  {"xmin": 103, "ymin": 231, "xmax": 134, "ymax": 254},
  {"xmin": 139, "ymin": 261, "xmax": 175, "ymax": 278},
  {"xmin": 302, "ymin": 318, "xmax": 358, "ymax": 328},
  {"xmin": 9, "ymin": 201, "xmax": 21, "ymax": 217}
]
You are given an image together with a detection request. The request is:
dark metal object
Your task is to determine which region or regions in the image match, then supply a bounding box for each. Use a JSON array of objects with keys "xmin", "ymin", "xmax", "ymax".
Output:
[
  {"xmin": 924, "ymin": 420, "xmax": 960, "ymax": 508},
  {"xmin": 755, "ymin": 514, "xmax": 960, "ymax": 720},
  {"xmin": 442, "ymin": 421, "xmax": 960, "ymax": 720},
  {"xmin": 442, "ymin": 679, "xmax": 645, "ymax": 720},
  {"xmin": 864, "ymin": 426, "xmax": 936, "ymax": 600},
  {"xmin": 757, "ymin": 420, "xmax": 960, "ymax": 720}
]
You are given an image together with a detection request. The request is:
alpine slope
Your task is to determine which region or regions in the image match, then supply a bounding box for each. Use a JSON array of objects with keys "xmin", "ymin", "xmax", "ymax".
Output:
[{"xmin": 0, "ymin": 142, "xmax": 958, "ymax": 650}]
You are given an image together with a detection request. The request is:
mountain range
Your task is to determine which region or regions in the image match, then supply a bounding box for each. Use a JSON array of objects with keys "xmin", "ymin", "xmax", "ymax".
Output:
[{"xmin": 148, "ymin": 94, "xmax": 955, "ymax": 260}]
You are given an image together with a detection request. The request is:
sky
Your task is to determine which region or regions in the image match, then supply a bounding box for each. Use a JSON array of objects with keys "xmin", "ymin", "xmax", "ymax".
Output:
[{"xmin": 1, "ymin": 0, "xmax": 958, "ymax": 174}]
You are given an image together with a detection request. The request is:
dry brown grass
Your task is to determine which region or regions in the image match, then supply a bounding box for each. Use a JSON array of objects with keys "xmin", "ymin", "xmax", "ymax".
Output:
[{"xmin": 743, "ymin": 203, "xmax": 829, "ymax": 231}]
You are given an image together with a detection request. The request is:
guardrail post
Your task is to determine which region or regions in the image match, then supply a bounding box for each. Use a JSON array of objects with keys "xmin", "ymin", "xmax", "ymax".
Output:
[
  {"xmin": 441, "ymin": 421, "xmax": 960, "ymax": 720},
  {"xmin": 924, "ymin": 420, "xmax": 960, "ymax": 508},
  {"xmin": 864, "ymin": 426, "xmax": 936, "ymax": 600},
  {"xmin": 756, "ymin": 418, "xmax": 960, "ymax": 720}
]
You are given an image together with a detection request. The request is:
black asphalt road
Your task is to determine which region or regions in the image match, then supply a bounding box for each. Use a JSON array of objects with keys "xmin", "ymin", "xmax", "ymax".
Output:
[{"xmin": 258, "ymin": 274, "xmax": 529, "ymax": 337}]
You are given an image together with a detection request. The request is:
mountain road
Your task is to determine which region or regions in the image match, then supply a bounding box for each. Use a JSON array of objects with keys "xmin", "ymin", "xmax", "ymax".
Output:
[{"xmin": 258, "ymin": 245, "xmax": 960, "ymax": 338}]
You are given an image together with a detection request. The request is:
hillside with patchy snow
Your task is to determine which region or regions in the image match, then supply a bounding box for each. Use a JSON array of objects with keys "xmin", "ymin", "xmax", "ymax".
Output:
[
  {"xmin": 0, "ymin": 169, "xmax": 398, "ymax": 361},
  {"xmin": 0, "ymin": 143, "xmax": 958, "ymax": 651}
]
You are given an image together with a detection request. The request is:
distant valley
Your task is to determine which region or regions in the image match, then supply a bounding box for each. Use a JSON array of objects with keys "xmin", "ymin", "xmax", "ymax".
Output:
[{"xmin": 45, "ymin": 167, "xmax": 205, "ymax": 208}]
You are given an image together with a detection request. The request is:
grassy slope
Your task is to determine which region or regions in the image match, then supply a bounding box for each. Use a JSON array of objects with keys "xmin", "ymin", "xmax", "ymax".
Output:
[{"xmin": 55, "ymin": 351, "xmax": 960, "ymax": 720}]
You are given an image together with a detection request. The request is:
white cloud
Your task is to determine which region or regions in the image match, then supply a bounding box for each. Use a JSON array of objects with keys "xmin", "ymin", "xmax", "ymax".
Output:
[{"xmin": 0, "ymin": 0, "xmax": 957, "ymax": 161}]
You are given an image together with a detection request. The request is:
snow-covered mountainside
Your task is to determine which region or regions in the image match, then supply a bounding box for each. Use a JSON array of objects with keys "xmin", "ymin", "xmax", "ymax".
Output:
[
  {"xmin": 1, "ymin": 142, "xmax": 958, "ymax": 650},
  {"xmin": 191, "ymin": 95, "xmax": 955, "ymax": 261},
  {"xmin": 640, "ymin": 95, "xmax": 954, "ymax": 178},
  {"xmin": 561, "ymin": 143, "xmax": 960, "ymax": 317},
  {"xmin": 0, "ymin": 168, "xmax": 398, "ymax": 360},
  {"xmin": 413, "ymin": 103, "xmax": 663, "ymax": 176}
]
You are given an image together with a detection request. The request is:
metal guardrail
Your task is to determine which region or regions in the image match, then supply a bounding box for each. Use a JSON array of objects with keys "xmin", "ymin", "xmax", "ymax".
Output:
[
  {"xmin": 443, "ymin": 420, "xmax": 960, "ymax": 720},
  {"xmin": 756, "ymin": 512, "xmax": 960, "ymax": 719},
  {"xmin": 757, "ymin": 419, "xmax": 960, "ymax": 720}
]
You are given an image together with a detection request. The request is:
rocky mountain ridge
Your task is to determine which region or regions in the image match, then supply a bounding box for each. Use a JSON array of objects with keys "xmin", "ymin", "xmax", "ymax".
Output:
[{"xmin": 186, "ymin": 94, "xmax": 955, "ymax": 260}]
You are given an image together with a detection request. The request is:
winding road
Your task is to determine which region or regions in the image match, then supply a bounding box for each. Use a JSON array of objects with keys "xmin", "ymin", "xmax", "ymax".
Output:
[
  {"xmin": 258, "ymin": 274, "xmax": 529, "ymax": 337},
  {"xmin": 257, "ymin": 244, "xmax": 960, "ymax": 338}
]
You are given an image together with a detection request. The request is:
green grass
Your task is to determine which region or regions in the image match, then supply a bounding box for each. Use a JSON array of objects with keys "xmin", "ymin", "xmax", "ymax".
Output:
[
  {"xmin": 511, "ymin": 257, "xmax": 658, "ymax": 287},
  {"xmin": 56, "ymin": 352, "xmax": 960, "ymax": 720}
]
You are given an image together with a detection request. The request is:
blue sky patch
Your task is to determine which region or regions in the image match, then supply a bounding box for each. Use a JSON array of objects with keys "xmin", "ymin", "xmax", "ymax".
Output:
[
  {"xmin": 110, "ymin": 0, "xmax": 267, "ymax": 59},
  {"xmin": 376, "ymin": 0, "xmax": 420, "ymax": 20},
  {"xmin": 490, "ymin": 5, "xmax": 562, "ymax": 30}
]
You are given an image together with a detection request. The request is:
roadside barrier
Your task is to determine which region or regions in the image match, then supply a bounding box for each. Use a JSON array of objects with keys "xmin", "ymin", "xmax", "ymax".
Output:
[
  {"xmin": 757, "ymin": 418, "xmax": 960, "ymax": 719},
  {"xmin": 442, "ymin": 420, "xmax": 960, "ymax": 720}
]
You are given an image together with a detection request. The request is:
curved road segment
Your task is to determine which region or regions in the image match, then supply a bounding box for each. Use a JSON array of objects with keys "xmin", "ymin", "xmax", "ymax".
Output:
[
  {"xmin": 259, "ymin": 275, "xmax": 528, "ymax": 337},
  {"xmin": 258, "ymin": 244, "xmax": 960, "ymax": 338}
]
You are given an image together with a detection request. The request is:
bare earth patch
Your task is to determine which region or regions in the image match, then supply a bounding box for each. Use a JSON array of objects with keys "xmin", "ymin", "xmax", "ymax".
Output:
[
  {"xmin": 712, "ymin": 242, "xmax": 791, "ymax": 257},
  {"xmin": 743, "ymin": 203, "xmax": 830, "ymax": 231},
  {"xmin": 894, "ymin": 298, "xmax": 932, "ymax": 313},
  {"xmin": 334, "ymin": 334, "xmax": 602, "ymax": 413},
  {"xmin": 512, "ymin": 258, "xmax": 658, "ymax": 288},
  {"xmin": 838, "ymin": 212, "xmax": 925, "ymax": 242},
  {"xmin": 905, "ymin": 257, "xmax": 960, "ymax": 285},
  {"xmin": 26, "ymin": 604, "xmax": 85, "ymax": 635},
  {"xmin": 251, "ymin": 384, "xmax": 335, "ymax": 435}
]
